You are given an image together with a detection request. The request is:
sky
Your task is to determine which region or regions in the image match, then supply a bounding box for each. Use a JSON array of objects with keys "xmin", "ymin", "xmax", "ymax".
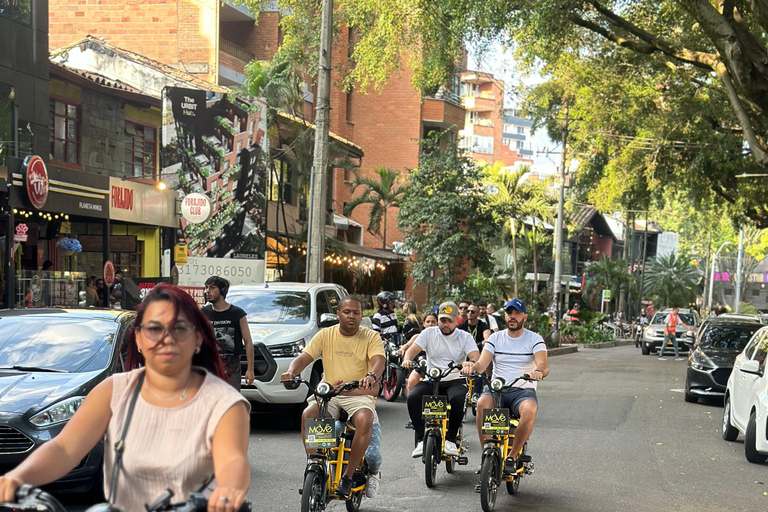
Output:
[{"xmin": 468, "ymin": 44, "xmax": 559, "ymax": 175}]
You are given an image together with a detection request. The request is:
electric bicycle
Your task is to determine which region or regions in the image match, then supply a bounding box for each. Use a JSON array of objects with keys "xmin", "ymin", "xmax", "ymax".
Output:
[
  {"xmin": 283, "ymin": 377, "xmax": 371, "ymax": 512},
  {"xmin": 381, "ymin": 332, "xmax": 405, "ymax": 401},
  {"xmin": 472, "ymin": 373, "xmax": 537, "ymax": 512}
]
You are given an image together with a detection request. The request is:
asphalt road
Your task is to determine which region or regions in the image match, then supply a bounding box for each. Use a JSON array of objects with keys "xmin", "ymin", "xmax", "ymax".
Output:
[{"xmin": 66, "ymin": 346, "xmax": 768, "ymax": 511}]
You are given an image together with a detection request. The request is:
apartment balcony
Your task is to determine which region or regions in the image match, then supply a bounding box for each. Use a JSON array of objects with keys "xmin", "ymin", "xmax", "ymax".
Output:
[
  {"xmin": 471, "ymin": 118, "xmax": 494, "ymax": 128},
  {"xmin": 462, "ymin": 95, "xmax": 495, "ymax": 112},
  {"xmin": 422, "ymin": 97, "xmax": 465, "ymax": 130},
  {"xmin": 219, "ymin": 39, "xmax": 255, "ymax": 86},
  {"xmin": 472, "ymin": 123, "xmax": 495, "ymax": 138}
]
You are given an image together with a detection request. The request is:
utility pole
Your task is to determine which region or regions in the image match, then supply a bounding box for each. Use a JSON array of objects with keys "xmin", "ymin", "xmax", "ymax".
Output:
[
  {"xmin": 305, "ymin": 0, "xmax": 333, "ymax": 283},
  {"xmin": 735, "ymin": 227, "xmax": 744, "ymax": 313},
  {"xmin": 703, "ymin": 232, "xmax": 711, "ymax": 312},
  {"xmin": 552, "ymin": 106, "xmax": 569, "ymax": 344}
]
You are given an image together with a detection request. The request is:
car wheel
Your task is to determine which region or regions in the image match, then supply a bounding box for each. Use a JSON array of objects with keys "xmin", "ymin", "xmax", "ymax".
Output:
[
  {"xmin": 641, "ymin": 341, "xmax": 650, "ymax": 355},
  {"xmin": 683, "ymin": 380, "xmax": 698, "ymax": 403},
  {"xmin": 722, "ymin": 395, "xmax": 739, "ymax": 441},
  {"xmin": 745, "ymin": 410, "xmax": 768, "ymax": 463}
]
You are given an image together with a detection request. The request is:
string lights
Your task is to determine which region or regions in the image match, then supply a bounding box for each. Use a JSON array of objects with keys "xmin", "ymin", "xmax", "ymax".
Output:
[
  {"xmin": 12, "ymin": 209, "xmax": 69, "ymax": 221},
  {"xmin": 283, "ymin": 242, "xmax": 389, "ymax": 272}
]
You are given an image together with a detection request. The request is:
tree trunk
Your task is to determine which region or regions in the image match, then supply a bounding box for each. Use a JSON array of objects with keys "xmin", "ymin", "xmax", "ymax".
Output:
[
  {"xmin": 382, "ymin": 205, "xmax": 387, "ymax": 249},
  {"xmin": 532, "ymin": 221, "xmax": 538, "ymax": 295}
]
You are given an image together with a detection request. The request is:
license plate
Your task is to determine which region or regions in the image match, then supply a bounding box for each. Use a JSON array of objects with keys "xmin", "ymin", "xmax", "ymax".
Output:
[
  {"xmin": 481, "ymin": 408, "xmax": 510, "ymax": 435},
  {"xmin": 304, "ymin": 418, "xmax": 337, "ymax": 449},
  {"xmin": 422, "ymin": 395, "xmax": 448, "ymax": 419}
]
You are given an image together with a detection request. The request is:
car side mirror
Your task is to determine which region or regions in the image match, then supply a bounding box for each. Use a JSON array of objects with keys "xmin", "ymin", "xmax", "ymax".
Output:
[
  {"xmin": 319, "ymin": 313, "xmax": 339, "ymax": 328},
  {"xmin": 741, "ymin": 359, "xmax": 761, "ymax": 375}
]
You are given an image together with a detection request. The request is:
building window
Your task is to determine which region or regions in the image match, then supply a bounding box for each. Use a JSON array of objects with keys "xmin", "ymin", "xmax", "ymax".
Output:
[
  {"xmin": 124, "ymin": 122, "xmax": 156, "ymax": 179},
  {"xmin": 113, "ymin": 241, "xmax": 143, "ymax": 278},
  {"xmin": 517, "ymin": 126, "xmax": 525, "ymax": 134},
  {"xmin": 472, "ymin": 135, "xmax": 494, "ymax": 154},
  {"xmin": 753, "ymin": 289, "xmax": 760, "ymax": 297},
  {"xmin": 248, "ymin": 120, "xmax": 255, "ymax": 146},
  {"xmin": 516, "ymin": 140, "xmax": 524, "ymax": 149},
  {"xmin": 346, "ymin": 92, "xmax": 353, "ymax": 122},
  {"xmin": 50, "ymin": 99, "xmax": 80, "ymax": 165},
  {"xmin": 236, "ymin": 139, "xmax": 243, "ymax": 153},
  {"xmin": 0, "ymin": 0, "xmax": 31, "ymax": 23}
]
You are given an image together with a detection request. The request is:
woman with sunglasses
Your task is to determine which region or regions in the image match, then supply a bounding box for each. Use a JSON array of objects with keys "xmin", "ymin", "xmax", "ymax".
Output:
[{"xmin": 0, "ymin": 284, "xmax": 251, "ymax": 512}]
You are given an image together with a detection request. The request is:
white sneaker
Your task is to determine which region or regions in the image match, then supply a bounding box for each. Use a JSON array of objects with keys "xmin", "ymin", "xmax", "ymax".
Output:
[
  {"xmin": 412, "ymin": 441, "xmax": 424, "ymax": 458},
  {"xmin": 444, "ymin": 440, "xmax": 459, "ymax": 457},
  {"xmin": 365, "ymin": 471, "xmax": 381, "ymax": 498}
]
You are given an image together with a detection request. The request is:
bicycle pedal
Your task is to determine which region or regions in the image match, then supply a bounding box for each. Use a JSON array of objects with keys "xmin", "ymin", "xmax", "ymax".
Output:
[
  {"xmin": 298, "ymin": 488, "xmax": 303, "ymax": 495},
  {"xmin": 518, "ymin": 454, "xmax": 532, "ymax": 463},
  {"xmin": 457, "ymin": 457, "xmax": 469, "ymax": 465},
  {"xmin": 524, "ymin": 461, "xmax": 535, "ymax": 475}
]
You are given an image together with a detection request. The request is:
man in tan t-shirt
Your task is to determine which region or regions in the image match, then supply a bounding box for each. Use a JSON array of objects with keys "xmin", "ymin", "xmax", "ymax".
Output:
[{"xmin": 282, "ymin": 296, "xmax": 385, "ymax": 498}]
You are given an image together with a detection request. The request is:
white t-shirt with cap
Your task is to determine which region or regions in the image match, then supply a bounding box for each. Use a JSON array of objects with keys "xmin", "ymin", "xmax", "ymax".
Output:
[
  {"xmin": 414, "ymin": 326, "xmax": 477, "ymax": 381},
  {"xmin": 485, "ymin": 329, "xmax": 547, "ymax": 389}
]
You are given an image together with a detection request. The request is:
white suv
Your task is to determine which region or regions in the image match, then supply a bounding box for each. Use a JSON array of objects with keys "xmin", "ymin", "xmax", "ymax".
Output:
[
  {"xmin": 226, "ymin": 282, "xmax": 348, "ymax": 413},
  {"xmin": 723, "ymin": 325, "xmax": 768, "ymax": 463}
]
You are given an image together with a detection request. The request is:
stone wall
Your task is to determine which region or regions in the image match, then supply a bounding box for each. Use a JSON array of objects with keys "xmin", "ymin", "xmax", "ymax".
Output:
[{"xmin": 80, "ymin": 88, "xmax": 125, "ymax": 178}]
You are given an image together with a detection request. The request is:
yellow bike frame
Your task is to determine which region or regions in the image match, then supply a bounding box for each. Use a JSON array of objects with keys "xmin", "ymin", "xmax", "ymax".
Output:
[
  {"xmin": 494, "ymin": 418, "xmax": 524, "ymax": 481},
  {"xmin": 326, "ymin": 424, "xmax": 367, "ymax": 498}
]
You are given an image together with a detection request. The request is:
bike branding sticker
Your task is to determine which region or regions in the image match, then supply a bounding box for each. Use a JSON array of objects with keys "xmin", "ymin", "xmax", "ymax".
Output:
[
  {"xmin": 422, "ymin": 395, "xmax": 448, "ymax": 419},
  {"xmin": 481, "ymin": 408, "xmax": 511, "ymax": 435},
  {"xmin": 304, "ymin": 418, "xmax": 337, "ymax": 449}
]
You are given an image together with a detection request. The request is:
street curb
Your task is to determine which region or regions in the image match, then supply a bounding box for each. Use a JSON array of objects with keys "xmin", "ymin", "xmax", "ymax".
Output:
[
  {"xmin": 579, "ymin": 339, "xmax": 634, "ymax": 349},
  {"xmin": 548, "ymin": 344, "xmax": 579, "ymax": 356}
]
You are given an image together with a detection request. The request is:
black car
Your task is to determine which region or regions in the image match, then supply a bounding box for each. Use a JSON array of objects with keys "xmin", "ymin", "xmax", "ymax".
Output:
[
  {"xmin": 0, "ymin": 308, "xmax": 134, "ymax": 493},
  {"xmin": 684, "ymin": 317, "xmax": 765, "ymax": 403}
]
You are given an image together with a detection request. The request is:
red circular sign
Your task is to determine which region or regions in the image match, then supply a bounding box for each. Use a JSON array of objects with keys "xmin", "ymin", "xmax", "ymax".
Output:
[
  {"xmin": 23, "ymin": 156, "xmax": 49, "ymax": 210},
  {"xmin": 104, "ymin": 260, "xmax": 115, "ymax": 287}
]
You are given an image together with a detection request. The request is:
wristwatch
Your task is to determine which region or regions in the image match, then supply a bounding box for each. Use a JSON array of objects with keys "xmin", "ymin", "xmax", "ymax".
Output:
[{"xmin": 366, "ymin": 371, "xmax": 378, "ymax": 380}]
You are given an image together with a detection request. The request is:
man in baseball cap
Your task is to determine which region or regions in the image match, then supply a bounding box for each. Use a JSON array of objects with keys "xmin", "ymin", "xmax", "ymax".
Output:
[
  {"xmin": 462, "ymin": 297, "xmax": 549, "ymax": 489},
  {"xmin": 403, "ymin": 300, "xmax": 479, "ymax": 459}
]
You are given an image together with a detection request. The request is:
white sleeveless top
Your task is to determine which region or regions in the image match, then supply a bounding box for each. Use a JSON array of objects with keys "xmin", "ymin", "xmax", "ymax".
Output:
[{"xmin": 103, "ymin": 368, "xmax": 250, "ymax": 511}]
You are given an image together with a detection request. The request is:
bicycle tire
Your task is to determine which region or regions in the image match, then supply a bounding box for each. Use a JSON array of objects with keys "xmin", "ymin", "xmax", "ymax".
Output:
[
  {"xmin": 384, "ymin": 367, "xmax": 402, "ymax": 402},
  {"xmin": 301, "ymin": 469, "xmax": 325, "ymax": 512},
  {"xmin": 424, "ymin": 435, "xmax": 439, "ymax": 488},
  {"xmin": 345, "ymin": 490, "xmax": 363, "ymax": 512},
  {"xmin": 480, "ymin": 455, "xmax": 499, "ymax": 512}
]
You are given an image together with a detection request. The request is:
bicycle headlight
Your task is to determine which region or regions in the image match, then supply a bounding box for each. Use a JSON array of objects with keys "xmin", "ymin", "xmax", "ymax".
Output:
[
  {"xmin": 418, "ymin": 359, "xmax": 427, "ymax": 368},
  {"xmin": 391, "ymin": 349, "xmax": 399, "ymax": 358},
  {"xmin": 428, "ymin": 367, "xmax": 441, "ymax": 379},
  {"xmin": 316, "ymin": 382, "xmax": 332, "ymax": 397},
  {"xmin": 30, "ymin": 396, "xmax": 85, "ymax": 427},
  {"xmin": 490, "ymin": 378, "xmax": 505, "ymax": 392}
]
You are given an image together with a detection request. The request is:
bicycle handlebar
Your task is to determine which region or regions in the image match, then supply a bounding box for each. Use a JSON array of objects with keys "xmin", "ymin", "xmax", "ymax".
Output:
[
  {"xmin": 144, "ymin": 490, "xmax": 251, "ymax": 512},
  {"xmin": 281, "ymin": 376, "xmax": 360, "ymax": 399},
  {"xmin": 0, "ymin": 485, "xmax": 67, "ymax": 512},
  {"xmin": 467, "ymin": 372, "xmax": 538, "ymax": 391}
]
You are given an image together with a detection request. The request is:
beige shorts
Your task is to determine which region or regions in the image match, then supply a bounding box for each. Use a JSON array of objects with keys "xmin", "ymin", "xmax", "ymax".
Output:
[{"xmin": 308, "ymin": 395, "xmax": 376, "ymax": 422}]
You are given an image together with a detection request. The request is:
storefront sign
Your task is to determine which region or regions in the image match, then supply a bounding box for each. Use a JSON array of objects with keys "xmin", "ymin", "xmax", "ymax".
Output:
[
  {"xmin": 179, "ymin": 286, "xmax": 205, "ymax": 306},
  {"xmin": 22, "ymin": 155, "xmax": 49, "ymax": 210},
  {"xmin": 174, "ymin": 244, "xmax": 188, "ymax": 264},
  {"xmin": 13, "ymin": 224, "xmax": 28, "ymax": 242},
  {"xmin": 180, "ymin": 193, "xmax": 212, "ymax": 224},
  {"xmin": 104, "ymin": 260, "xmax": 115, "ymax": 287},
  {"xmin": 79, "ymin": 235, "xmax": 137, "ymax": 253},
  {"xmin": 109, "ymin": 178, "xmax": 178, "ymax": 228},
  {"xmin": 8, "ymin": 159, "xmax": 110, "ymax": 218},
  {"xmin": 175, "ymin": 256, "xmax": 265, "ymax": 287}
]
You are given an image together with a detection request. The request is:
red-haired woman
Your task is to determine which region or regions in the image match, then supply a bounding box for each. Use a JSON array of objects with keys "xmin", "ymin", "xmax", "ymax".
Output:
[{"xmin": 0, "ymin": 284, "xmax": 251, "ymax": 512}]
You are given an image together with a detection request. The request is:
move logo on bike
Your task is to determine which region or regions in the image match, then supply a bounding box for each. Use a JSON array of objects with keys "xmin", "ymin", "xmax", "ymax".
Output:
[
  {"xmin": 422, "ymin": 395, "xmax": 448, "ymax": 418},
  {"xmin": 304, "ymin": 419, "xmax": 337, "ymax": 449},
  {"xmin": 481, "ymin": 408, "xmax": 510, "ymax": 435}
]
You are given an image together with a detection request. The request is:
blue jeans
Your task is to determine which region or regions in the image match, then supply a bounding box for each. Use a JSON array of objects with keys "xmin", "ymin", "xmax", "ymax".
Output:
[{"xmin": 659, "ymin": 333, "xmax": 678, "ymax": 358}]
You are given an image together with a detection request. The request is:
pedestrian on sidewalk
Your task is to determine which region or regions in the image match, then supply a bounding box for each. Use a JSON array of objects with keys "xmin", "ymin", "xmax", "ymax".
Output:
[{"xmin": 658, "ymin": 307, "xmax": 692, "ymax": 361}]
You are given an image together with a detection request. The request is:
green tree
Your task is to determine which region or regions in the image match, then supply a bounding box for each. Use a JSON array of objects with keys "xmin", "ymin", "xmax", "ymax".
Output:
[
  {"xmin": 398, "ymin": 133, "xmax": 497, "ymax": 303},
  {"xmin": 643, "ymin": 252, "xmax": 702, "ymax": 309},
  {"xmin": 343, "ymin": 167, "xmax": 406, "ymax": 249},
  {"xmin": 583, "ymin": 256, "xmax": 634, "ymax": 313}
]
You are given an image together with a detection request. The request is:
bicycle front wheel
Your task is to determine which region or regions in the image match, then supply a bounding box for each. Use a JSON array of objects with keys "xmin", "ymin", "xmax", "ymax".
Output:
[
  {"xmin": 301, "ymin": 469, "xmax": 325, "ymax": 512},
  {"xmin": 424, "ymin": 435, "xmax": 439, "ymax": 488},
  {"xmin": 480, "ymin": 455, "xmax": 499, "ymax": 512}
]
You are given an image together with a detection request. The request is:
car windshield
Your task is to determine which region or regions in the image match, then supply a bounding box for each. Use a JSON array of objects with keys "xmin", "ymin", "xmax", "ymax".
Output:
[
  {"xmin": 228, "ymin": 290, "xmax": 311, "ymax": 324},
  {"xmin": 699, "ymin": 323, "xmax": 762, "ymax": 351},
  {"xmin": 650, "ymin": 312, "xmax": 696, "ymax": 325},
  {"xmin": 0, "ymin": 317, "xmax": 118, "ymax": 373}
]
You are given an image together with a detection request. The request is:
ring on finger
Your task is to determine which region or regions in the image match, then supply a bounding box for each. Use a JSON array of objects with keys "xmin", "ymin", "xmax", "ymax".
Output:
[{"xmin": 219, "ymin": 496, "xmax": 228, "ymax": 503}]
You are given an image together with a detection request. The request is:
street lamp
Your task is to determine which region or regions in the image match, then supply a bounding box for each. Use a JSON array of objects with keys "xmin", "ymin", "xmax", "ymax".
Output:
[{"xmin": 707, "ymin": 241, "xmax": 732, "ymax": 314}]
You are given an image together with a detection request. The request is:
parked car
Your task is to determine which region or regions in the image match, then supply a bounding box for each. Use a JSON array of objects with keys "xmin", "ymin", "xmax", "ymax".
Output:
[
  {"xmin": 723, "ymin": 325, "xmax": 768, "ymax": 463},
  {"xmin": 640, "ymin": 308, "xmax": 701, "ymax": 355},
  {"xmin": 226, "ymin": 283, "xmax": 348, "ymax": 414},
  {"xmin": 684, "ymin": 317, "xmax": 765, "ymax": 403},
  {"xmin": 0, "ymin": 308, "xmax": 135, "ymax": 494}
]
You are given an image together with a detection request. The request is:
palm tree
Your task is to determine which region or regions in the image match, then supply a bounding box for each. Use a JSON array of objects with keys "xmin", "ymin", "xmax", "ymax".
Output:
[
  {"xmin": 643, "ymin": 252, "xmax": 702, "ymax": 309},
  {"xmin": 583, "ymin": 255, "xmax": 633, "ymax": 312},
  {"xmin": 344, "ymin": 167, "xmax": 406, "ymax": 249},
  {"xmin": 485, "ymin": 164, "xmax": 552, "ymax": 296}
]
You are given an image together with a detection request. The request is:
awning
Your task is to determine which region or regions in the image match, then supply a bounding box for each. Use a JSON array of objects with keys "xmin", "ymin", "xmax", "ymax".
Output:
[
  {"xmin": 342, "ymin": 241, "xmax": 408, "ymax": 262},
  {"xmin": 333, "ymin": 213, "xmax": 362, "ymax": 230},
  {"xmin": 276, "ymin": 112, "xmax": 364, "ymax": 159}
]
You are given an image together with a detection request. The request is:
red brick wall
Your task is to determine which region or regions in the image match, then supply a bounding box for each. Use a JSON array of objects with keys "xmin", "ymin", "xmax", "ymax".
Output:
[
  {"xmin": 237, "ymin": 12, "xmax": 281, "ymax": 61},
  {"xmin": 49, "ymin": 0, "xmax": 219, "ymax": 83}
]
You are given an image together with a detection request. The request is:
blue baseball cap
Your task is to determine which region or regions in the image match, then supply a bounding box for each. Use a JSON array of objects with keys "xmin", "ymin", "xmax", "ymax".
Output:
[{"xmin": 504, "ymin": 298, "xmax": 526, "ymax": 314}]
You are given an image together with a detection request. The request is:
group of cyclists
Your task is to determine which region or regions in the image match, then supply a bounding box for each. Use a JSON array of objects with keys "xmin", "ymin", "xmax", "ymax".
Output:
[{"xmin": 281, "ymin": 290, "xmax": 549, "ymax": 501}]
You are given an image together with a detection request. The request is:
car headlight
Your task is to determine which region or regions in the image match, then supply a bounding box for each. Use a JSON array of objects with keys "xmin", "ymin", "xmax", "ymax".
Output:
[
  {"xmin": 645, "ymin": 328, "xmax": 657, "ymax": 337},
  {"xmin": 269, "ymin": 339, "xmax": 306, "ymax": 358},
  {"xmin": 30, "ymin": 397, "xmax": 85, "ymax": 427},
  {"xmin": 691, "ymin": 347, "xmax": 715, "ymax": 371}
]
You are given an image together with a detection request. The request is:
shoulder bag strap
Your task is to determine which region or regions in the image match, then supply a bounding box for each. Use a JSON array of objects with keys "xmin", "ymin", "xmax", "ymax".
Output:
[{"xmin": 108, "ymin": 372, "xmax": 145, "ymax": 504}]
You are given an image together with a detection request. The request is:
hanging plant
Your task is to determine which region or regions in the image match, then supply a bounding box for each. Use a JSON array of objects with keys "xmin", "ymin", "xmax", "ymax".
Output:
[{"xmin": 56, "ymin": 237, "xmax": 82, "ymax": 255}]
